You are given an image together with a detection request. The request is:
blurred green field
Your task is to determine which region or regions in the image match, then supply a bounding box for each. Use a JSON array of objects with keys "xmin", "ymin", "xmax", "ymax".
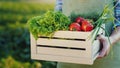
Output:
[
  {"xmin": 0, "ymin": 2, "xmax": 54, "ymax": 25},
  {"xmin": 0, "ymin": 1, "xmax": 57, "ymax": 68}
]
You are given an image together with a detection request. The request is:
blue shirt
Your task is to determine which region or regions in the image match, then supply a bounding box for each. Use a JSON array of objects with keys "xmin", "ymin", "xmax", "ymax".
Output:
[{"xmin": 114, "ymin": 0, "xmax": 120, "ymax": 27}]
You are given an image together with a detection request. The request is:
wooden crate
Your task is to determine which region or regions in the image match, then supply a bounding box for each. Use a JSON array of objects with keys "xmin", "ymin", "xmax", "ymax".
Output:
[{"xmin": 30, "ymin": 28, "xmax": 104, "ymax": 65}]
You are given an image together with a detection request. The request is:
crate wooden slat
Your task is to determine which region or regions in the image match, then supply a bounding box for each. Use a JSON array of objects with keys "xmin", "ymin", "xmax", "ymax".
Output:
[
  {"xmin": 37, "ymin": 47, "xmax": 88, "ymax": 58},
  {"xmin": 31, "ymin": 53, "xmax": 98, "ymax": 65},
  {"xmin": 30, "ymin": 34, "xmax": 37, "ymax": 54},
  {"xmin": 53, "ymin": 31, "xmax": 91, "ymax": 39},
  {"xmin": 37, "ymin": 38, "xmax": 90, "ymax": 49}
]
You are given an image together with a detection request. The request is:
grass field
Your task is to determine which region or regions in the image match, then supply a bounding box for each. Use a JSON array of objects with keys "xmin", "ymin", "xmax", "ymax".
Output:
[{"xmin": 0, "ymin": 2, "xmax": 54, "ymax": 25}]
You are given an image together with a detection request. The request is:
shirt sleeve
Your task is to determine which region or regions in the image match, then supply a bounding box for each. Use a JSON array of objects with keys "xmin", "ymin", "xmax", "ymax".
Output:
[
  {"xmin": 114, "ymin": 0, "xmax": 120, "ymax": 28},
  {"xmin": 55, "ymin": 0, "xmax": 62, "ymax": 11}
]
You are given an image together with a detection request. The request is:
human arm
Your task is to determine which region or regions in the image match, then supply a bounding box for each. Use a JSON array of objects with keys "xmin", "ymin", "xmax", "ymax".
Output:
[
  {"xmin": 97, "ymin": 26, "xmax": 120, "ymax": 58},
  {"xmin": 97, "ymin": 0, "xmax": 120, "ymax": 58}
]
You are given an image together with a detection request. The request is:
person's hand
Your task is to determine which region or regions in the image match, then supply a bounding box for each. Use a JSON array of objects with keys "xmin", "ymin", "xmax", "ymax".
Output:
[{"xmin": 97, "ymin": 35, "xmax": 111, "ymax": 58}]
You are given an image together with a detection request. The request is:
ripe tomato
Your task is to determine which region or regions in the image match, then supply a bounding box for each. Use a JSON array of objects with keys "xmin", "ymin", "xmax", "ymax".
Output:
[
  {"xmin": 69, "ymin": 22, "xmax": 81, "ymax": 31},
  {"xmin": 75, "ymin": 17, "xmax": 85, "ymax": 24},
  {"xmin": 81, "ymin": 20, "xmax": 93, "ymax": 31}
]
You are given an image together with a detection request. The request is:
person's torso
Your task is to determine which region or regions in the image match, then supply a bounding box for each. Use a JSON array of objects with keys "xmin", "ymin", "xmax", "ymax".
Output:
[{"xmin": 62, "ymin": 0, "xmax": 113, "ymax": 17}]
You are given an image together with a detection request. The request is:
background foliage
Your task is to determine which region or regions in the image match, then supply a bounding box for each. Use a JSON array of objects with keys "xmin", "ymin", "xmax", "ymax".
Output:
[{"xmin": 0, "ymin": 1, "xmax": 57, "ymax": 68}]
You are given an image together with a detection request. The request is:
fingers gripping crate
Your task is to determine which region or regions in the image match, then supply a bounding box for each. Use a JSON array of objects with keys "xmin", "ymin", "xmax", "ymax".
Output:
[{"xmin": 30, "ymin": 28, "xmax": 104, "ymax": 65}]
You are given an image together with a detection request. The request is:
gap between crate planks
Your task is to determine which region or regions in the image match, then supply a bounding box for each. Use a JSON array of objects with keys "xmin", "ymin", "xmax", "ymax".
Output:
[{"xmin": 30, "ymin": 28, "xmax": 104, "ymax": 65}]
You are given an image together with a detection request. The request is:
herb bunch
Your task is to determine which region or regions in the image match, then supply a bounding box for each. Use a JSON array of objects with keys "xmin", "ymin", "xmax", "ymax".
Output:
[{"xmin": 27, "ymin": 11, "xmax": 71, "ymax": 39}]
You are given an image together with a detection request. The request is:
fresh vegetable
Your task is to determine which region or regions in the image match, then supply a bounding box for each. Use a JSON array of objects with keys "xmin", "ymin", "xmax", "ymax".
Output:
[
  {"xmin": 81, "ymin": 20, "xmax": 93, "ymax": 31},
  {"xmin": 69, "ymin": 22, "xmax": 81, "ymax": 31},
  {"xmin": 69, "ymin": 17, "xmax": 94, "ymax": 32},
  {"xmin": 27, "ymin": 11, "xmax": 71, "ymax": 39},
  {"xmin": 75, "ymin": 17, "xmax": 85, "ymax": 24}
]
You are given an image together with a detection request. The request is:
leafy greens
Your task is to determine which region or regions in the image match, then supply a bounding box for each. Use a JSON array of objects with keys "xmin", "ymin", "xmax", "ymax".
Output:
[{"xmin": 27, "ymin": 11, "xmax": 71, "ymax": 39}]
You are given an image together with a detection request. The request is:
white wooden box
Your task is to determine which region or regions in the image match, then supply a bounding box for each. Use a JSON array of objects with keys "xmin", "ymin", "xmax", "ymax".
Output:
[{"xmin": 31, "ymin": 28, "xmax": 104, "ymax": 65}]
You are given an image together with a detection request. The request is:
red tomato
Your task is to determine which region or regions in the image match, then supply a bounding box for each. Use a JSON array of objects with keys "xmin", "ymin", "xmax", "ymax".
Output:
[
  {"xmin": 75, "ymin": 17, "xmax": 85, "ymax": 24},
  {"xmin": 81, "ymin": 20, "xmax": 93, "ymax": 31},
  {"xmin": 69, "ymin": 22, "xmax": 81, "ymax": 31}
]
